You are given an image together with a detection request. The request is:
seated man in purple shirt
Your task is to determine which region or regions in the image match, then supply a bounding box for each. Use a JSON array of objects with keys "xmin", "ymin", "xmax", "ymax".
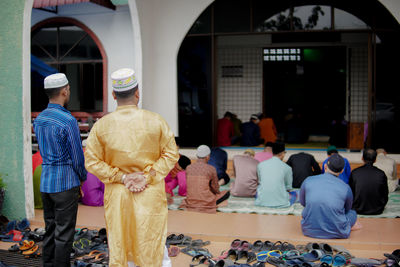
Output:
[
  {"xmin": 81, "ymin": 172, "xmax": 105, "ymax": 206},
  {"xmin": 300, "ymin": 154, "xmax": 362, "ymax": 239},
  {"xmin": 231, "ymin": 149, "xmax": 259, "ymax": 197}
]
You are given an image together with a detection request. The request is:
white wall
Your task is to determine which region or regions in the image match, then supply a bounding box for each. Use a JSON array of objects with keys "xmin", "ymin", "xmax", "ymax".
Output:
[
  {"xmin": 131, "ymin": 0, "xmax": 214, "ymax": 135},
  {"xmin": 379, "ymin": 0, "xmax": 400, "ymax": 24},
  {"xmin": 32, "ymin": 3, "xmax": 136, "ymax": 113}
]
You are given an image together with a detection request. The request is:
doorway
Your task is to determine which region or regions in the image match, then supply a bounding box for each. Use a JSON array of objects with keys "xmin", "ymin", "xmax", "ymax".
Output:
[{"xmin": 263, "ymin": 46, "xmax": 347, "ymax": 145}]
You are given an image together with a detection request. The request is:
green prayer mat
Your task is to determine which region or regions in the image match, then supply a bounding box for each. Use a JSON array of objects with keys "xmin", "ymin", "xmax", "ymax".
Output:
[{"xmin": 169, "ymin": 183, "xmax": 400, "ymax": 218}]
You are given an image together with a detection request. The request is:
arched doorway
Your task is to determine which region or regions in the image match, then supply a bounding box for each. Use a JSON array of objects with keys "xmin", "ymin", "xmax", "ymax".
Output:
[
  {"xmin": 31, "ymin": 17, "xmax": 107, "ymax": 119},
  {"xmin": 177, "ymin": 0, "xmax": 400, "ymax": 152}
]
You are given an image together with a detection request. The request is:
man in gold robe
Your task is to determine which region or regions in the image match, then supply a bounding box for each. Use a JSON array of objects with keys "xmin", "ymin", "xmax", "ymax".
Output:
[{"xmin": 84, "ymin": 68, "xmax": 179, "ymax": 267}]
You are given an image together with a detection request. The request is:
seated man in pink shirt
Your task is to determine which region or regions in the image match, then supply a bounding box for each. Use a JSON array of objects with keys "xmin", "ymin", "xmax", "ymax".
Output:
[
  {"xmin": 254, "ymin": 142, "xmax": 274, "ymax": 162},
  {"xmin": 165, "ymin": 155, "xmax": 191, "ymax": 196},
  {"xmin": 231, "ymin": 149, "xmax": 259, "ymax": 197}
]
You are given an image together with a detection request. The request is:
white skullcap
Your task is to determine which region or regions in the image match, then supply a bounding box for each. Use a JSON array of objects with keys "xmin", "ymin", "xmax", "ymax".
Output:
[
  {"xmin": 44, "ymin": 73, "xmax": 69, "ymax": 89},
  {"xmin": 196, "ymin": 145, "xmax": 211, "ymax": 158},
  {"xmin": 111, "ymin": 68, "xmax": 138, "ymax": 92}
]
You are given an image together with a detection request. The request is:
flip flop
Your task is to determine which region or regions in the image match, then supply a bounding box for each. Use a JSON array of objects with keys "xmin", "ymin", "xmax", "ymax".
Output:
[
  {"xmin": 226, "ymin": 249, "xmax": 238, "ymax": 261},
  {"xmin": 236, "ymin": 251, "xmax": 257, "ymax": 264},
  {"xmin": 332, "ymin": 254, "xmax": 347, "ymax": 267},
  {"xmin": 266, "ymin": 256, "xmax": 287, "ymax": 267},
  {"xmin": 271, "ymin": 241, "xmax": 283, "ymax": 251},
  {"xmin": 319, "ymin": 243, "xmax": 333, "ymax": 255},
  {"xmin": 231, "ymin": 239, "xmax": 241, "ymax": 250},
  {"xmin": 22, "ymin": 244, "xmax": 41, "ymax": 258},
  {"xmin": 251, "ymin": 240, "xmax": 264, "ymax": 252},
  {"xmin": 18, "ymin": 240, "xmax": 35, "ymax": 252},
  {"xmin": 177, "ymin": 235, "xmax": 192, "ymax": 247},
  {"xmin": 320, "ymin": 254, "xmax": 333, "ymax": 265},
  {"xmin": 302, "ymin": 249, "xmax": 324, "ymax": 262},
  {"xmin": 256, "ymin": 251, "xmax": 269, "ymax": 263},
  {"xmin": 238, "ymin": 240, "xmax": 250, "ymax": 251},
  {"xmin": 190, "ymin": 254, "xmax": 208, "ymax": 267},
  {"xmin": 190, "ymin": 239, "xmax": 210, "ymax": 247},
  {"xmin": 263, "ymin": 241, "xmax": 274, "ymax": 251},
  {"xmin": 8, "ymin": 243, "xmax": 21, "ymax": 252},
  {"xmin": 282, "ymin": 250, "xmax": 302, "ymax": 260},
  {"xmin": 168, "ymin": 246, "xmax": 180, "ymax": 257},
  {"xmin": 168, "ymin": 233, "xmax": 185, "ymax": 245},
  {"xmin": 305, "ymin": 242, "xmax": 320, "ymax": 251},
  {"xmin": 212, "ymin": 259, "xmax": 235, "ymax": 267},
  {"xmin": 281, "ymin": 242, "xmax": 296, "ymax": 252}
]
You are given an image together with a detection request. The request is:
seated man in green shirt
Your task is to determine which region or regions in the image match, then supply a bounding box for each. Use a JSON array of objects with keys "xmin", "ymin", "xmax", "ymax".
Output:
[{"xmin": 255, "ymin": 142, "xmax": 294, "ymax": 208}]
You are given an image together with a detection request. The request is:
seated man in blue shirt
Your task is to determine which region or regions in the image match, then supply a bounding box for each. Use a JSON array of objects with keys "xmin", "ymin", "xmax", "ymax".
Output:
[
  {"xmin": 321, "ymin": 145, "xmax": 351, "ymax": 184},
  {"xmin": 208, "ymin": 147, "xmax": 230, "ymax": 185},
  {"xmin": 300, "ymin": 154, "xmax": 361, "ymax": 239}
]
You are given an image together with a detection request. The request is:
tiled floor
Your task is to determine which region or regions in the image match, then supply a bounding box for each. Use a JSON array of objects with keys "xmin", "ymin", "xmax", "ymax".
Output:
[{"xmin": 1, "ymin": 205, "xmax": 398, "ymax": 267}]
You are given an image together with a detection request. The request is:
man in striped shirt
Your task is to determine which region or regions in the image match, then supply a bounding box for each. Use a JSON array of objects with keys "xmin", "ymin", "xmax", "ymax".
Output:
[{"xmin": 33, "ymin": 73, "xmax": 86, "ymax": 267}]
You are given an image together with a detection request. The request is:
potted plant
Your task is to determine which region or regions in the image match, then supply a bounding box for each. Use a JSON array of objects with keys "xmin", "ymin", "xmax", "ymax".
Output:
[{"xmin": 0, "ymin": 173, "xmax": 6, "ymax": 214}]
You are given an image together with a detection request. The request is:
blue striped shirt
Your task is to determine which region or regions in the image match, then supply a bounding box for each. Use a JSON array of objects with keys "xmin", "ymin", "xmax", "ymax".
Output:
[{"xmin": 33, "ymin": 103, "xmax": 87, "ymax": 193}]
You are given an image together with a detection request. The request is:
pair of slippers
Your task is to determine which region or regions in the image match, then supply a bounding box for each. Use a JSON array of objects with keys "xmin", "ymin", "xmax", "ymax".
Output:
[
  {"xmin": 320, "ymin": 254, "xmax": 347, "ymax": 267},
  {"xmin": 0, "ymin": 230, "xmax": 25, "ymax": 242},
  {"xmin": 252, "ymin": 240, "xmax": 295, "ymax": 252},
  {"xmin": 231, "ymin": 239, "xmax": 250, "ymax": 251},
  {"xmin": 181, "ymin": 246, "xmax": 213, "ymax": 258},
  {"xmin": 27, "ymin": 228, "xmax": 46, "ymax": 242},
  {"xmin": 224, "ymin": 249, "xmax": 257, "ymax": 264}
]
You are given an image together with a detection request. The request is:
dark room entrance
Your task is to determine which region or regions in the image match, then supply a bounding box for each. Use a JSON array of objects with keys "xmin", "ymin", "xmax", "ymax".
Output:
[{"xmin": 263, "ymin": 46, "xmax": 347, "ymax": 146}]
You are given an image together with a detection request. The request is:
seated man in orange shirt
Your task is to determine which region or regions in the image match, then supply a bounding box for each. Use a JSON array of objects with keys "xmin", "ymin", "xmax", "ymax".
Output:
[
  {"xmin": 179, "ymin": 145, "xmax": 230, "ymax": 213},
  {"xmin": 258, "ymin": 113, "xmax": 277, "ymax": 144}
]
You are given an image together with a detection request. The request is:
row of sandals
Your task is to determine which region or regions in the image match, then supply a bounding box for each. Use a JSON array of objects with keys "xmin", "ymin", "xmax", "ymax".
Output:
[
  {"xmin": 3, "ymin": 224, "xmax": 110, "ymax": 266},
  {"xmin": 169, "ymin": 237, "xmax": 398, "ymax": 267}
]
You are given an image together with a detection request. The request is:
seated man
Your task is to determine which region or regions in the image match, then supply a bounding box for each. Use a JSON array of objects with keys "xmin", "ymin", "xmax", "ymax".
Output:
[
  {"xmin": 81, "ymin": 172, "xmax": 105, "ymax": 206},
  {"xmin": 254, "ymin": 142, "xmax": 274, "ymax": 162},
  {"xmin": 255, "ymin": 142, "xmax": 294, "ymax": 208},
  {"xmin": 287, "ymin": 152, "xmax": 321, "ymax": 188},
  {"xmin": 349, "ymin": 148, "xmax": 389, "ymax": 215},
  {"xmin": 165, "ymin": 155, "xmax": 191, "ymax": 197},
  {"xmin": 208, "ymin": 147, "xmax": 230, "ymax": 185},
  {"xmin": 321, "ymin": 146, "xmax": 351, "ymax": 184},
  {"xmin": 179, "ymin": 145, "xmax": 230, "ymax": 213},
  {"xmin": 231, "ymin": 149, "xmax": 259, "ymax": 197},
  {"xmin": 258, "ymin": 113, "xmax": 277, "ymax": 144},
  {"xmin": 241, "ymin": 114, "xmax": 263, "ymax": 146},
  {"xmin": 217, "ymin": 112, "xmax": 234, "ymax": 146},
  {"xmin": 300, "ymin": 153, "xmax": 360, "ymax": 239},
  {"xmin": 374, "ymin": 148, "xmax": 398, "ymax": 193}
]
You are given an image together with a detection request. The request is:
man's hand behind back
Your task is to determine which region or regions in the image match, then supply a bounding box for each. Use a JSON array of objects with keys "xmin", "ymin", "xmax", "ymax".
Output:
[{"xmin": 124, "ymin": 172, "xmax": 147, "ymax": 193}]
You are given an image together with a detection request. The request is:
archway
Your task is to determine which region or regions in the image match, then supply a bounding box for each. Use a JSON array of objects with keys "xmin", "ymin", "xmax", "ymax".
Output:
[
  {"xmin": 177, "ymin": 0, "xmax": 400, "ymax": 151},
  {"xmin": 31, "ymin": 17, "xmax": 108, "ymax": 120}
]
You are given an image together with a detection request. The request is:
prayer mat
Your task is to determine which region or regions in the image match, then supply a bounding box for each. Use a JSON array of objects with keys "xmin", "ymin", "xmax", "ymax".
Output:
[{"xmin": 169, "ymin": 184, "xmax": 400, "ymax": 218}]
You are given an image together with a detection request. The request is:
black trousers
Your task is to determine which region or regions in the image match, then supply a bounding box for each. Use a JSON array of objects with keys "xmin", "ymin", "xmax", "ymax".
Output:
[
  {"xmin": 216, "ymin": 190, "xmax": 230, "ymax": 205},
  {"xmin": 41, "ymin": 187, "xmax": 79, "ymax": 267}
]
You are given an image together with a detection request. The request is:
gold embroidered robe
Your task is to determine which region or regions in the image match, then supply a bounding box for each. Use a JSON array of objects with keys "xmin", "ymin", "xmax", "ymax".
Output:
[{"xmin": 84, "ymin": 105, "xmax": 179, "ymax": 267}]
